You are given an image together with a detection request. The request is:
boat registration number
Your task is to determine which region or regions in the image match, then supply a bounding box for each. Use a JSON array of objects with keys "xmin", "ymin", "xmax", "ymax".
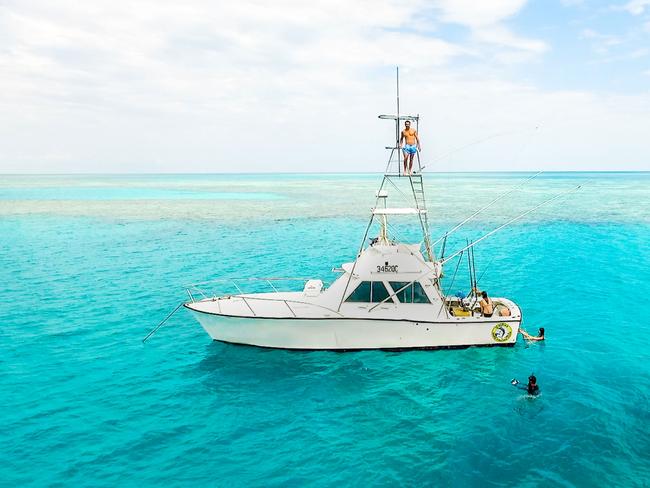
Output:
[{"xmin": 377, "ymin": 264, "xmax": 399, "ymax": 272}]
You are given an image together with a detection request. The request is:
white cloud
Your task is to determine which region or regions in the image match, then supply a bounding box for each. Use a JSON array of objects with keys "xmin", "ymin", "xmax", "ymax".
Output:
[
  {"xmin": 436, "ymin": 0, "xmax": 548, "ymax": 56},
  {"xmin": 588, "ymin": 47, "xmax": 649, "ymax": 64},
  {"xmin": 433, "ymin": 0, "xmax": 547, "ymax": 54},
  {"xmin": 581, "ymin": 28, "xmax": 623, "ymax": 46},
  {"xmin": 0, "ymin": 0, "xmax": 648, "ymax": 172},
  {"xmin": 581, "ymin": 28, "xmax": 625, "ymax": 55},
  {"xmin": 434, "ymin": 0, "xmax": 527, "ymax": 27},
  {"xmin": 621, "ymin": 0, "xmax": 650, "ymax": 15},
  {"xmin": 474, "ymin": 25, "xmax": 548, "ymax": 53}
]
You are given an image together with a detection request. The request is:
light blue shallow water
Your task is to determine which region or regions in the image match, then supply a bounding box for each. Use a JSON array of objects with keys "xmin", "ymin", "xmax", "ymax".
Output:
[{"xmin": 1, "ymin": 173, "xmax": 649, "ymax": 487}]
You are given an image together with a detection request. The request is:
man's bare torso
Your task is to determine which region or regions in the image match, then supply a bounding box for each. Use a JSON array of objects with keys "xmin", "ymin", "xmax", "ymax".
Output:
[{"xmin": 401, "ymin": 128, "xmax": 417, "ymax": 145}]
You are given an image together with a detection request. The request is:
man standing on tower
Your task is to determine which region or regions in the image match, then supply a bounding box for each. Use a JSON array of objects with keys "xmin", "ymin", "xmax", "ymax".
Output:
[{"xmin": 399, "ymin": 119, "xmax": 421, "ymax": 176}]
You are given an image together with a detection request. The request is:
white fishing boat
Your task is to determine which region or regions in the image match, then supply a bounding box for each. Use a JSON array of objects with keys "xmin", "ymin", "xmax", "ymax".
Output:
[{"xmin": 178, "ymin": 74, "xmax": 557, "ymax": 351}]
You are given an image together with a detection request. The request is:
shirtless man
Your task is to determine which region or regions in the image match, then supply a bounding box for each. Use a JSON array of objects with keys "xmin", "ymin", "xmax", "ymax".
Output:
[
  {"xmin": 399, "ymin": 120, "xmax": 421, "ymax": 176},
  {"xmin": 479, "ymin": 291, "xmax": 493, "ymax": 317}
]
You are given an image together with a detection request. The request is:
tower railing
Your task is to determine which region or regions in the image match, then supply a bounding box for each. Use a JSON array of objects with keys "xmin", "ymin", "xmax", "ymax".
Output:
[{"xmin": 377, "ymin": 109, "xmax": 433, "ymax": 261}]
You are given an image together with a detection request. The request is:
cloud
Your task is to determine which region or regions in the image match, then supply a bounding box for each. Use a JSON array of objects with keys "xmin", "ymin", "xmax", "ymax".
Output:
[
  {"xmin": 588, "ymin": 47, "xmax": 649, "ymax": 64},
  {"xmin": 581, "ymin": 28, "xmax": 623, "ymax": 46},
  {"xmin": 621, "ymin": 0, "xmax": 650, "ymax": 15},
  {"xmin": 0, "ymin": 0, "xmax": 648, "ymax": 172},
  {"xmin": 434, "ymin": 0, "xmax": 527, "ymax": 27},
  {"xmin": 433, "ymin": 0, "xmax": 547, "ymax": 55},
  {"xmin": 474, "ymin": 25, "xmax": 548, "ymax": 54},
  {"xmin": 581, "ymin": 28, "xmax": 624, "ymax": 55}
]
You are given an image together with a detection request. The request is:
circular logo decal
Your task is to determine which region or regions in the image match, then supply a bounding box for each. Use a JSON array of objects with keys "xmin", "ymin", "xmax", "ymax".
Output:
[{"xmin": 491, "ymin": 323, "xmax": 512, "ymax": 342}]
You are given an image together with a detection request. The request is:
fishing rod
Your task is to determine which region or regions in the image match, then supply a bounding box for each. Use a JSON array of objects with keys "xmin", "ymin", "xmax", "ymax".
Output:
[
  {"xmin": 476, "ymin": 253, "xmax": 497, "ymax": 284},
  {"xmin": 464, "ymin": 240, "xmax": 479, "ymax": 305},
  {"xmin": 439, "ymin": 184, "xmax": 583, "ymax": 266},
  {"xmin": 440, "ymin": 233, "xmax": 447, "ymax": 260},
  {"xmin": 466, "ymin": 238, "xmax": 474, "ymax": 292},
  {"xmin": 469, "ymin": 243, "xmax": 480, "ymax": 307},
  {"xmin": 431, "ymin": 171, "xmax": 543, "ymax": 248},
  {"xmin": 470, "ymin": 240, "xmax": 476, "ymax": 289}
]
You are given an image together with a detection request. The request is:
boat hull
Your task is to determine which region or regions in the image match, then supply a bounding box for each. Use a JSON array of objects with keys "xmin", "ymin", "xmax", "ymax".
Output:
[{"xmin": 185, "ymin": 306, "xmax": 521, "ymax": 350}]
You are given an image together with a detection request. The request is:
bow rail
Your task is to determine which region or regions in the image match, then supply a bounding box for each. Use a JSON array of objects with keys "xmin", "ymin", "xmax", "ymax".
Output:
[{"xmin": 185, "ymin": 277, "xmax": 331, "ymax": 302}]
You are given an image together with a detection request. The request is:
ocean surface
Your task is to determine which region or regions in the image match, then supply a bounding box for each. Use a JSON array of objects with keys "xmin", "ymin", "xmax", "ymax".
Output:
[{"xmin": 1, "ymin": 172, "xmax": 649, "ymax": 487}]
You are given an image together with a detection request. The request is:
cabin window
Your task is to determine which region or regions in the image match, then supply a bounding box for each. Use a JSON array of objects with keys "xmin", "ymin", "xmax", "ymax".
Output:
[
  {"xmin": 346, "ymin": 281, "xmax": 391, "ymax": 303},
  {"xmin": 389, "ymin": 282, "xmax": 412, "ymax": 303},
  {"xmin": 371, "ymin": 281, "xmax": 391, "ymax": 303},
  {"xmin": 413, "ymin": 282, "xmax": 431, "ymax": 303},
  {"xmin": 389, "ymin": 281, "xmax": 431, "ymax": 304},
  {"xmin": 346, "ymin": 281, "xmax": 371, "ymax": 302}
]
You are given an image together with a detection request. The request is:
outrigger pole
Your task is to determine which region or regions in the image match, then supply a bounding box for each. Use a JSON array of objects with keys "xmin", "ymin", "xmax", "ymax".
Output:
[
  {"xmin": 432, "ymin": 171, "xmax": 543, "ymax": 248},
  {"xmin": 439, "ymin": 183, "xmax": 583, "ymax": 266}
]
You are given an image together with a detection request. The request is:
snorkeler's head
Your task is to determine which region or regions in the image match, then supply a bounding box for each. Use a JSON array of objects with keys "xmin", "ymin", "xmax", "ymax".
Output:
[
  {"xmin": 528, "ymin": 375, "xmax": 537, "ymax": 384},
  {"xmin": 539, "ymin": 327, "xmax": 545, "ymax": 336}
]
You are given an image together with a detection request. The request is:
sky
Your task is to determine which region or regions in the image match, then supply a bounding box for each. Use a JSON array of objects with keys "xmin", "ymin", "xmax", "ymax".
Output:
[{"xmin": 0, "ymin": 0, "xmax": 649, "ymax": 173}]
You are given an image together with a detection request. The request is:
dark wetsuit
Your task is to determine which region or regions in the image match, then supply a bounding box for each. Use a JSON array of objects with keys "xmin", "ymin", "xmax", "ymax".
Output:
[{"xmin": 515, "ymin": 382, "xmax": 540, "ymax": 395}]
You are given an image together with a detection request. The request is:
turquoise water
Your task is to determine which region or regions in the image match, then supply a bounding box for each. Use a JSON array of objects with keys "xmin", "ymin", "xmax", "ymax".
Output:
[{"xmin": 2, "ymin": 173, "xmax": 649, "ymax": 486}]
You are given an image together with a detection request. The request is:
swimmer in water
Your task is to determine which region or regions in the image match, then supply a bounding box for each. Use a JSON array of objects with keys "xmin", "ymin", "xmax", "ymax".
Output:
[
  {"xmin": 520, "ymin": 327, "xmax": 545, "ymax": 341},
  {"xmin": 511, "ymin": 375, "xmax": 540, "ymax": 395}
]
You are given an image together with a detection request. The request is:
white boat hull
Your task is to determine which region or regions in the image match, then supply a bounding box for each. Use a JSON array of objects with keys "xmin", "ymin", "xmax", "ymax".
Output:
[{"xmin": 186, "ymin": 306, "xmax": 521, "ymax": 350}]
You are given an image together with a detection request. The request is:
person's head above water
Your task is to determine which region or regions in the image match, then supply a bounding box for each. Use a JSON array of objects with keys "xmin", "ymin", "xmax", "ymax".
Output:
[
  {"xmin": 526, "ymin": 374, "xmax": 540, "ymax": 395},
  {"xmin": 539, "ymin": 327, "xmax": 545, "ymax": 337}
]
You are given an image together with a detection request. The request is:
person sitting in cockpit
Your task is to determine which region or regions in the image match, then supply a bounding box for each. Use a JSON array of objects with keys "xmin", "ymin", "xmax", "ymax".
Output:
[{"xmin": 479, "ymin": 291, "xmax": 493, "ymax": 318}]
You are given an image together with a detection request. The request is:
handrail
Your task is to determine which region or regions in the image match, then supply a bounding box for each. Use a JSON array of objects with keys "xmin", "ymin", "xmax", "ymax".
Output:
[
  {"xmin": 283, "ymin": 300, "xmax": 297, "ymax": 317},
  {"xmin": 186, "ymin": 277, "xmax": 318, "ymax": 288},
  {"xmin": 240, "ymin": 296, "xmax": 256, "ymax": 316},
  {"xmin": 186, "ymin": 277, "xmax": 332, "ymax": 303},
  {"xmin": 196, "ymin": 294, "xmax": 345, "ymax": 317}
]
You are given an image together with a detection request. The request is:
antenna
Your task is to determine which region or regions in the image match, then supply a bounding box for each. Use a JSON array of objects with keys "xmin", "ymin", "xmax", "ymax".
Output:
[
  {"xmin": 396, "ymin": 66, "xmax": 400, "ymax": 114},
  {"xmin": 396, "ymin": 66, "xmax": 400, "ymax": 172}
]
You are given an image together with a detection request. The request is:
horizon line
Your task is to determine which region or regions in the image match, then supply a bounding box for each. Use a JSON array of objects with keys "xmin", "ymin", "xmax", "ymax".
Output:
[{"xmin": 1, "ymin": 170, "xmax": 649, "ymax": 176}]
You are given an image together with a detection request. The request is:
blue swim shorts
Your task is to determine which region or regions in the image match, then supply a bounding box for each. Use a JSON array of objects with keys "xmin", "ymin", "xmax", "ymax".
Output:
[{"xmin": 402, "ymin": 144, "xmax": 417, "ymax": 155}]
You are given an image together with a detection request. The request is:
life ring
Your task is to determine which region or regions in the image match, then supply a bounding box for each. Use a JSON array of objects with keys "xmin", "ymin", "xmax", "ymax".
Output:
[{"xmin": 491, "ymin": 323, "xmax": 512, "ymax": 342}]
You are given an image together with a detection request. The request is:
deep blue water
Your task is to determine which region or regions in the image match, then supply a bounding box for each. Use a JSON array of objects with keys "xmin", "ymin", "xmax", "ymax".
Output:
[{"xmin": 2, "ymin": 173, "xmax": 649, "ymax": 487}]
